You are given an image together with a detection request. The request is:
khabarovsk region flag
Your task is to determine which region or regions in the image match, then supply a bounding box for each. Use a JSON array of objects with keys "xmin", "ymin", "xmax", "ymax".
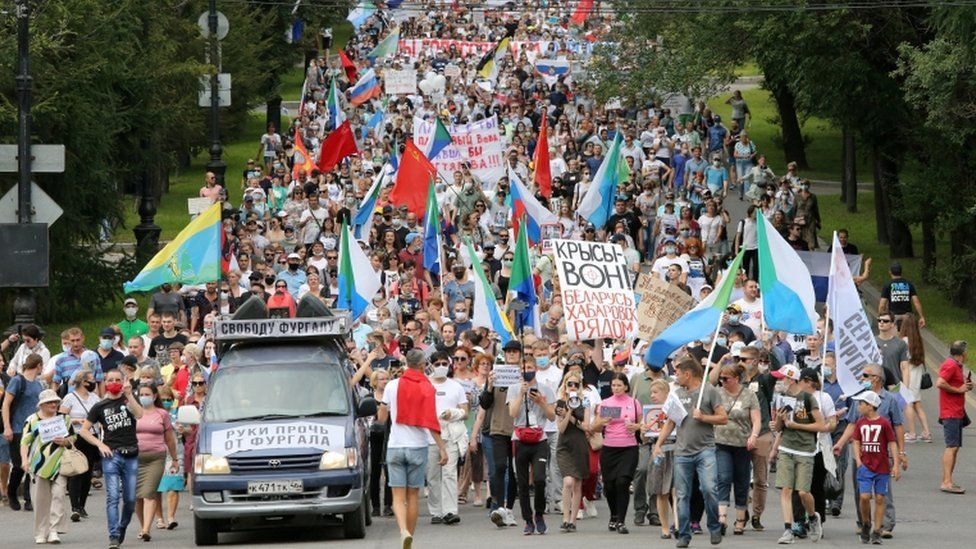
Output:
[
  {"xmin": 577, "ymin": 133, "xmax": 629, "ymax": 229},
  {"xmin": 327, "ymin": 76, "xmax": 345, "ymax": 130},
  {"xmin": 508, "ymin": 216, "xmax": 540, "ymax": 336},
  {"xmin": 353, "ymin": 167, "xmax": 386, "ymax": 239},
  {"xmin": 645, "ymin": 251, "xmax": 745, "ymax": 367},
  {"xmin": 827, "ymin": 231, "xmax": 882, "ymax": 398},
  {"xmin": 756, "ymin": 213, "xmax": 818, "ymax": 335},
  {"xmin": 464, "ymin": 238, "xmax": 514, "ymax": 345},
  {"xmin": 124, "ymin": 203, "xmax": 222, "ymax": 293},
  {"xmin": 337, "ymin": 219, "xmax": 381, "ymax": 319},
  {"xmin": 368, "ymin": 27, "xmax": 399, "ymax": 59},
  {"xmin": 422, "ymin": 177, "xmax": 441, "ymax": 276}
]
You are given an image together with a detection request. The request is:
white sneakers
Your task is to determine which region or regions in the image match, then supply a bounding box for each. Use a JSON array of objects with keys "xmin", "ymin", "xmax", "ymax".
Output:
[
  {"xmin": 35, "ymin": 532, "xmax": 61, "ymax": 544},
  {"xmin": 584, "ymin": 498, "xmax": 598, "ymax": 518},
  {"xmin": 490, "ymin": 507, "xmax": 518, "ymax": 528},
  {"xmin": 503, "ymin": 507, "xmax": 518, "ymax": 526}
]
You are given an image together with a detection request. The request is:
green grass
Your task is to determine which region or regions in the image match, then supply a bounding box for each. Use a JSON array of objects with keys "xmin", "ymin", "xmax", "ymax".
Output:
[
  {"xmin": 707, "ymin": 88, "xmax": 871, "ymax": 182},
  {"xmin": 279, "ymin": 66, "xmax": 306, "ymax": 102},
  {"xmin": 818, "ymin": 195, "xmax": 971, "ymax": 345},
  {"xmin": 733, "ymin": 61, "xmax": 760, "ymax": 77}
]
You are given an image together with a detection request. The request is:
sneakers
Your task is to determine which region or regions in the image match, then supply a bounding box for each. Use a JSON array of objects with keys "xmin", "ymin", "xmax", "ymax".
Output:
[
  {"xmin": 583, "ymin": 498, "xmax": 598, "ymax": 518},
  {"xmin": 634, "ymin": 514, "xmax": 646, "ymax": 526},
  {"xmin": 9, "ymin": 498, "xmax": 21, "ymax": 511},
  {"xmin": 860, "ymin": 523, "xmax": 871, "ymax": 544},
  {"xmin": 523, "ymin": 521, "xmax": 535, "ymax": 536},
  {"xmin": 443, "ymin": 513, "xmax": 460, "ymax": 525},
  {"xmin": 871, "ymin": 531, "xmax": 883, "ymax": 545},
  {"xmin": 430, "ymin": 515, "xmax": 444, "ymax": 525},
  {"xmin": 503, "ymin": 508, "xmax": 518, "ymax": 527},
  {"xmin": 108, "ymin": 539, "xmax": 121, "ymax": 549},
  {"xmin": 400, "ymin": 530, "xmax": 413, "ymax": 549},
  {"xmin": 880, "ymin": 531, "xmax": 893, "ymax": 539},
  {"xmin": 559, "ymin": 522, "xmax": 577, "ymax": 533},
  {"xmin": 752, "ymin": 514, "xmax": 765, "ymax": 531},
  {"xmin": 489, "ymin": 509, "xmax": 505, "ymax": 528},
  {"xmin": 70, "ymin": 510, "xmax": 81, "ymax": 523},
  {"xmin": 535, "ymin": 515, "xmax": 548, "ymax": 535},
  {"xmin": 778, "ymin": 529, "xmax": 796, "ymax": 544},
  {"xmin": 830, "ymin": 506, "xmax": 841, "ymax": 518},
  {"xmin": 24, "ymin": 500, "xmax": 33, "ymax": 512},
  {"xmin": 710, "ymin": 530, "xmax": 722, "ymax": 545},
  {"xmin": 691, "ymin": 521, "xmax": 703, "ymax": 534},
  {"xmin": 677, "ymin": 537, "xmax": 692, "ymax": 548},
  {"xmin": 47, "ymin": 532, "xmax": 61, "ymax": 544},
  {"xmin": 808, "ymin": 512, "xmax": 823, "ymax": 542}
]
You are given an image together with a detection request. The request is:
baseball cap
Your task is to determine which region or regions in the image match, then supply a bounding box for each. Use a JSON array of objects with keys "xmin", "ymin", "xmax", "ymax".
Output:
[
  {"xmin": 662, "ymin": 236, "xmax": 677, "ymax": 244},
  {"xmin": 168, "ymin": 341, "xmax": 185, "ymax": 353},
  {"xmin": 726, "ymin": 303, "xmax": 743, "ymax": 314},
  {"xmin": 609, "ymin": 234, "xmax": 626, "ymax": 244},
  {"xmin": 405, "ymin": 232, "xmax": 420, "ymax": 245},
  {"xmin": 123, "ymin": 297, "xmax": 138, "ymax": 307},
  {"xmin": 799, "ymin": 367, "xmax": 820, "ymax": 383},
  {"xmin": 730, "ymin": 341, "xmax": 746, "ymax": 357},
  {"xmin": 772, "ymin": 363, "xmax": 801, "ymax": 381},
  {"xmin": 99, "ymin": 327, "xmax": 116, "ymax": 338},
  {"xmin": 502, "ymin": 340, "xmax": 523, "ymax": 352},
  {"xmin": 852, "ymin": 390, "xmax": 881, "ymax": 408},
  {"xmin": 120, "ymin": 355, "xmax": 138, "ymax": 368},
  {"xmin": 287, "ymin": 252, "xmax": 301, "ymax": 260}
]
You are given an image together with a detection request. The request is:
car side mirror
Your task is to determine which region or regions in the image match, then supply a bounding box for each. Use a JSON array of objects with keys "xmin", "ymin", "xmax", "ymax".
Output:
[
  {"xmin": 177, "ymin": 405, "xmax": 201, "ymax": 426},
  {"xmin": 357, "ymin": 397, "xmax": 378, "ymax": 418}
]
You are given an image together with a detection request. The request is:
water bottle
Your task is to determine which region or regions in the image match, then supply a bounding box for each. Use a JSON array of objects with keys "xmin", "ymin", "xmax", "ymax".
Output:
[{"xmin": 653, "ymin": 453, "xmax": 664, "ymax": 467}]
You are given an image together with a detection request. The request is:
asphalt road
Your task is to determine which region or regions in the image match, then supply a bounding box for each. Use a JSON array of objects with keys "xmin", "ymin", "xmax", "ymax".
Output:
[{"xmin": 3, "ymin": 378, "xmax": 973, "ymax": 549}]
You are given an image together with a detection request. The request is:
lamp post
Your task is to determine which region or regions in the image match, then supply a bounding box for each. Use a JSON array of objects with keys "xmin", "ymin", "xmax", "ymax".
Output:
[
  {"xmin": 205, "ymin": 0, "xmax": 226, "ymax": 186},
  {"xmin": 12, "ymin": 0, "xmax": 36, "ymax": 326}
]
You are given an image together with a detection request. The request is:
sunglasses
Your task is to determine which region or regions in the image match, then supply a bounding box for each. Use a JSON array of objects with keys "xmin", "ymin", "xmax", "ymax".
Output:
[
  {"xmin": 861, "ymin": 374, "xmax": 877, "ymax": 379},
  {"xmin": 566, "ymin": 382, "xmax": 580, "ymax": 388},
  {"xmin": 191, "ymin": 381, "xmax": 206, "ymax": 386},
  {"xmin": 453, "ymin": 356, "xmax": 468, "ymax": 362},
  {"xmin": 719, "ymin": 376, "xmax": 733, "ymax": 382},
  {"xmin": 878, "ymin": 319, "xmax": 892, "ymax": 324}
]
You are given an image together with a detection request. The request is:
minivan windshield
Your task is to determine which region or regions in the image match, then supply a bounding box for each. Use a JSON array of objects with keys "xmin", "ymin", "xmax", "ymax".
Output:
[{"xmin": 204, "ymin": 345, "xmax": 350, "ymax": 422}]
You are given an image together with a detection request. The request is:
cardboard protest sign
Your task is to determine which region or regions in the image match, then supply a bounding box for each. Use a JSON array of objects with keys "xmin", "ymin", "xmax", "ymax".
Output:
[
  {"xmin": 413, "ymin": 115, "xmax": 505, "ymax": 184},
  {"xmin": 552, "ymin": 239, "xmax": 637, "ymax": 341},
  {"xmin": 384, "ymin": 69, "xmax": 417, "ymax": 95},
  {"xmin": 634, "ymin": 273, "xmax": 695, "ymax": 342},
  {"xmin": 492, "ymin": 365, "xmax": 522, "ymax": 388}
]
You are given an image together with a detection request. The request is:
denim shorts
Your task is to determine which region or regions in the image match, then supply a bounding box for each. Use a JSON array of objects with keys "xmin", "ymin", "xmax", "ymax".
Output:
[
  {"xmin": 386, "ymin": 447, "xmax": 429, "ymax": 489},
  {"xmin": 856, "ymin": 465, "xmax": 890, "ymax": 496},
  {"xmin": 0, "ymin": 435, "xmax": 10, "ymax": 463},
  {"xmin": 943, "ymin": 418, "xmax": 963, "ymax": 448}
]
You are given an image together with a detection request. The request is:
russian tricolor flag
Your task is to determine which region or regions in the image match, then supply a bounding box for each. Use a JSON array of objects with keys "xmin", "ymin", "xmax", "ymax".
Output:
[
  {"xmin": 349, "ymin": 69, "xmax": 382, "ymax": 107},
  {"xmin": 534, "ymin": 59, "xmax": 571, "ymax": 86},
  {"xmin": 508, "ymin": 170, "xmax": 559, "ymax": 245}
]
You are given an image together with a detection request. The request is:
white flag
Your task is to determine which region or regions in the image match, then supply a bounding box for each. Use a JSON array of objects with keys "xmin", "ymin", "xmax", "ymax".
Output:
[{"xmin": 827, "ymin": 232, "xmax": 882, "ymax": 397}]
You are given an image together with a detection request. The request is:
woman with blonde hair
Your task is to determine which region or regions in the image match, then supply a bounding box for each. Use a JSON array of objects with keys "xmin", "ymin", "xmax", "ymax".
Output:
[
  {"xmin": 59, "ymin": 367, "xmax": 101, "ymax": 522},
  {"xmin": 642, "ymin": 379, "xmax": 677, "ymax": 539},
  {"xmin": 555, "ymin": 371, "xmax": 590, "ymax": 533}
]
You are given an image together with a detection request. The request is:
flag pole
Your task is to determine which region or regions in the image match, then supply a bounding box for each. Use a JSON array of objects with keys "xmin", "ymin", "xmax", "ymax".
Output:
[
  {"xmin": 821, "ymin": 231, "xmax": 838, "ymax": 388},
  {"xmin": 696, "ymin": 311, "xmax": 726, "ymax": 410}
]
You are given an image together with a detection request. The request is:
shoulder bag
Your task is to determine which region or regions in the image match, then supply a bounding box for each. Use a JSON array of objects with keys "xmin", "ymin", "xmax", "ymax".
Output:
[
  {"xmin": 59, "ymin": 441, "xmax": 89, "ymax": 477},
  {"xmin": 919, "ymin": 371, "xmax": 933, "ymax": 391}
]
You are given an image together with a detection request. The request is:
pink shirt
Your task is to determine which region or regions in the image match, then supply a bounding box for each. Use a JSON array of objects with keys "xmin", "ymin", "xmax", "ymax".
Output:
[
  {"xmin": 136, "ymin": 408, "xmax": 172, "ymax": 454},
  {"xmin": 599, "ymin": 394, "xmax": 641, "ymax": 448}
]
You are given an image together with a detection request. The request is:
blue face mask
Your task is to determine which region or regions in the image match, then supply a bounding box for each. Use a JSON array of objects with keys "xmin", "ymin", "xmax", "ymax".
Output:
[
  {"xmin": 716, "ymin": 337, "xmax": 727, "ymax": 348},
  {"xmin": 99, "ymin": 339, "xmax": 113, "ymax": 350},
  {"xmin": 860, "ymin": 380, "xmax": 872, "ymax": 390},
  {"xmin": 536, "ymin": 356, "xmax": 550, "ymax": 369},
  {"xmin": 823, "ymin": 367, "xmax": 833, "ymax": 378},
  {"xmin": 522, "ymin": 371, "xmax": 536, "ymax": 382}
]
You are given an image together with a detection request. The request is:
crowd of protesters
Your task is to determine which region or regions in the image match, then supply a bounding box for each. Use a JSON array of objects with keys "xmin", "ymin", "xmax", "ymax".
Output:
[{"xmin": 0, "ymin": 1, "xmax": 972, "ymax": 549}]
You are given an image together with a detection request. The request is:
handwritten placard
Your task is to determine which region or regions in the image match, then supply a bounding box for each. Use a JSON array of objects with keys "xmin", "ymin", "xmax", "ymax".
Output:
[
  {"xmin": 635, "ymin": 273, "xmax": 695, "ymax": 342},
  {"xmin": 38, "ymin": 416, "xmax": 68, "ymax": 444},
  {"xmin": 187, "ymin": 197, "xmax": 213, "ymax": 215},
  {"xmin": 492, "ymin": 365, "xmax": 523, "ymax": 388}
]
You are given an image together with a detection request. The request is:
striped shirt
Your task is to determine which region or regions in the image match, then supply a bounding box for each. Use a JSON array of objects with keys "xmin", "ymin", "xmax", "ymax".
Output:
[{"xmin": 20, "ymin": 413, "xmax": 75, "ymax": 480}]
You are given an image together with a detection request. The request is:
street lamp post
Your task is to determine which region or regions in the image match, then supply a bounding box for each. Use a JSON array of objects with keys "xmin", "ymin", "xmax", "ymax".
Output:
[
  {"xmin": 205, "ymin": 0, "xmax": 226, "ymax": 187},
  {"xmin": 12, "ymin": 0, "xmax": 36, "ymax": 326}
]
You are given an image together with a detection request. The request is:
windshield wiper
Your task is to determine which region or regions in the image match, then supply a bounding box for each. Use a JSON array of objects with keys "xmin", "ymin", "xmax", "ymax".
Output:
[
  {"xmin": 301, "ymin": 411, "xmax": 346, "ymax": 417},
  {"xmin": 225, "ymin": 413, "xmax": 299, "ymax": 422}
]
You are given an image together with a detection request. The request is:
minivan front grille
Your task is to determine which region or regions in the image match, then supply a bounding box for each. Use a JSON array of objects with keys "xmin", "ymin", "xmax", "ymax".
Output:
[{"xmin": 227, "ymin": 452, "xmax": 322, "ymax": 472}]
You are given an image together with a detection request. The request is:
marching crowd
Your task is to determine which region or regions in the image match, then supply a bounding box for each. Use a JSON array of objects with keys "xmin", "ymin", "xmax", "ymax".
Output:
[{"xmin": 0, "ymin": 2, "xmax": 973, "ymax": 549}]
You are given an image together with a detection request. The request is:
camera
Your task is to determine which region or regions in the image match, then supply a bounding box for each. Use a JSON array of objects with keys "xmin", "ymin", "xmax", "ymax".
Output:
[{"xmin": 567, "ymin": 391, "xmax": 582, "ymax": 409}]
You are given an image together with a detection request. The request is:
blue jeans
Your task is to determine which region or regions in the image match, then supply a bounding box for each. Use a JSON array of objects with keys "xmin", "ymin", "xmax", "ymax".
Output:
[
  {"xmin": 675, "ymin": 448, "xmax": 721, "ymax": 539},
  {"xmin": 103, "ymin": 452, "xmax": 139, "ymax": 540},
  {"xmin": 716, "ymin": 444, "xmax": 752, "ymax": 509}
]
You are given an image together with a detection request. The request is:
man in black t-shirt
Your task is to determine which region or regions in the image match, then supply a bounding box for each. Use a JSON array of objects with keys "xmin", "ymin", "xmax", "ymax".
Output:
[
  {"xmin": 878, "ymin": 262, "xmax": 925, "ymax": 329},
  {"xmin": 148, "ymin": 312, "xmax": 188, "ymax": 365},
  {"xmin": 79, "ymin": 369, "xmax": 144, "ymax": 548}
]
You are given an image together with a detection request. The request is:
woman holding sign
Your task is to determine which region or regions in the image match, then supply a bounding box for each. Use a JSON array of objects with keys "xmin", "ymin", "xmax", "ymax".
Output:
[
  {"xmin": 591, "ymin": 373, "xmax": 641, "ymax": 534},
  {"xmin": 20, "ymin": 389, "xmax": 76, "ymax": 544}
]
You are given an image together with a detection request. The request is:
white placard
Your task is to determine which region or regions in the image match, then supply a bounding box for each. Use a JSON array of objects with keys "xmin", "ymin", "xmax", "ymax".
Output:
[
  {"xmin": 662, "ymin": 392, "xmax": 687, "ymax": 427},
  {"xmin": 215, "ymin": 317, "xmax": 348, "ymax": 340},
  {"xmin": 187, "ymin": 197, "xmax": 214, "ymax": 215},
  {"xmin": 444, "ymin": 64, "xmax": 461, "ymax": 79},
  {"xmin": 412, "ymin": 114, "xmax": 506, "ymax": 185},
  {"xmin": 38, "ymin": 416, "xmax": 68, "ymax": 444},
  {"xmin": 492, "ymin": 365, "xmax": 523, "ymax": 388},
  {"xmin": 210, "ymin": 421, "xmax": 345, "ymax": 457},
  {"xmin": 384, "ymin": 69, "xmax": 417, "ymax": 95},
  {"xmin": 551, "ymin": 239, "xmax": 637, "ymax": 341}
]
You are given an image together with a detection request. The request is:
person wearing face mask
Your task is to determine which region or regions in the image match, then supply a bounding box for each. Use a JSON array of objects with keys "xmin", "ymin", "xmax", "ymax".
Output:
[
  {"xmin": 134, "ymin": 383, "xmax": 178, "ymax": 542},
  {"xmin": 266, "ymin": 279, "xmax": 298, "ymax": 319},
  {"xmin": 831, "ymin": 363, "xmax": 905, "ymax": 539},
  {"xmin": 452, "ymin": 304, "xmax": 472, "ymax": 333},
  {"xmin": 443, "ymin": 262, "xmax": 474, "ymax": 315},
  {"xmin": 651, "ymin": 236, "xmax": 689, "ymax": 282},
  {"xmin": 529, "ymin": 340, "xmax": 564, "ymax": 513},
  {"xmin": 79, "ymin": 369, "xmax": 145, "ymax": 549},
  {"xmin": 59, "ymin": 367, "xmax": 101, "ymax": 521},
  {"xmin": 94, "ymin": 327, "xmax": 125, "ymax": 375},
  {"xmin": 275, "ymin": 253, "xmax": 307, "ymax": 300},
  {"xmin": 425, "ymin": 352, "xmax": 469, "ymax": 526},
  {"xmin": 117, "ymin": 299, "xmax": 149, "ymax": 344},
  {"xmin": 721, "ymin": 303, "xmax": 756, "ymax": 345}
]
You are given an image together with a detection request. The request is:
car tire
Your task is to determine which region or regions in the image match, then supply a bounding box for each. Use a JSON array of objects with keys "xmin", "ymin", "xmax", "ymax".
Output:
[
  {"xmin": 364, "ymin": 476, "xmax": 373, "ymax": 527},
  {"xmin": 194, "ymin": 515, "xmax": 219, "ymax": 546},
  {"xmin": 343, "ymin": 493, "xmax": 367, "ymax": 539}
]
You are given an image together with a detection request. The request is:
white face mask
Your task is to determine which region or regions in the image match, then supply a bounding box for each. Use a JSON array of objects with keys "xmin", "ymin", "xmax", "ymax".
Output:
[
  {"xmin": 433, "ymin": 366, "xmax": 450, "ymax": 379},
  {"xmin": 124, "ymin": 307, "xmax": 138, "ymax": 320}
]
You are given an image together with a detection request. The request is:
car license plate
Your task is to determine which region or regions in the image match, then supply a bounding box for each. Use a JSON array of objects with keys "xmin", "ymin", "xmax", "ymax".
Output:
[{"xmin": 246, "ymin": 480, "xmax": 303, "ymax": 495}]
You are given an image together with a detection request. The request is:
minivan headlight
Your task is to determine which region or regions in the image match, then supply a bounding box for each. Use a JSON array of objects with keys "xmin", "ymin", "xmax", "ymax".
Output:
[
  {"xmin": 194, "ymin": 454, "xmax": 230, "ymax": 475},
  {"xmin": 320, "ymin": 448, "xmax": 358, "ymax": 470}
]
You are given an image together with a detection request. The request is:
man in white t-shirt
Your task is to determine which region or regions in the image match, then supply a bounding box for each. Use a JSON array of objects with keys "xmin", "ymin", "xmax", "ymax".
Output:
[
  {"xmin": 732, "ymin": 279, "xmax": 764, "ymax": 336},
  {"xmin": 378, "ymin": 349, "xmax": 448, "ymax": 548},
  {"xmin": 426, "ymin": 352, "xmax": 469, "ymax": 525},
  {"xmin": 651, "ymin": 237, "xmax": 689, "ymax": 283}
]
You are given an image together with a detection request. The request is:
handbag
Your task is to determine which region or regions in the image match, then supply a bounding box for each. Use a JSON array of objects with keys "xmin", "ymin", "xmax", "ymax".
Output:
[
  {"xmin": 59, "ymin": 443, "xmax": 89, "ymax": 478},
  {"xmin": 920, "ymin": 372, "xmax": 933, "ymax": 391},
  {"xmin": 514, "ymin": 427, "xmax": 544, "ymax": 445},
  {"xmin": 823, "ymin": 470, "xmax": 843, "ymax": 500}
]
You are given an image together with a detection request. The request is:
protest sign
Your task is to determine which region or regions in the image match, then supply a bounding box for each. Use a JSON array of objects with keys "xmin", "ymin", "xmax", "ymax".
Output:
[
  {"xmin": 492, "ymin": 365, "xmax": 523, "ymax": 388},
  {"xmin": 662, "ymin": 392, "xmax": 687, "ymax": 426},
  {"xmin": 187, "ymin": 197, "xmax": 213, "ymax": 215},
  {"xmin": 413, "ymin": 115, "xmax": 505, "ymax": 184},
  {"xmin": 444, "ymin": 64, "xmax": 461, "ymax": 79},
  {"xmin": 643, "ymin": 404, "xmax": 667, "ymax": 434},
  {"xmin": 38, "ymin": 416, "xmax": 68, "ymax": 444},
  {"xmin": 210, "ymin": 421, "xmax": 344, "ymax": 457},
  {"xmin": 384, "ymin": 69, "xmax": 417, "ymax": 95},
  {"xmin": 634, "ymin": 273, "xmax": 695, "ymax": 342},
  {"xmin": 398, "ymin": 39, "xmax": 546, "ymax": 61},
  {"xmin": 552, "ymin": 239, "xmax": 637, "ymax": 341}
]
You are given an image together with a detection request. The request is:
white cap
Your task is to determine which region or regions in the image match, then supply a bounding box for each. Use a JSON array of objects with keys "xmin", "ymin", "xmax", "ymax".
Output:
[
  {"xmin": 287, "ymin": 253, "xmax": 301, "ymax": 260},
  {"xmin": 772, "ymin": 363, "xmax": 801, "ymax": 381},
  {"xmin": 852, "ymin": 390, "xmax": 881, "ymax": 408}
]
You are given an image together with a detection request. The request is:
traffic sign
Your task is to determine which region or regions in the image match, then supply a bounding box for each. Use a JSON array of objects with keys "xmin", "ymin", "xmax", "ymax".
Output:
[
  {"xmin": 0, "ymin": 182, "xmax": 63, "ymax": 226},
  {"xmin": 198, "ymin": 73, "xmax": 232, "ymax": 107},
  {"xmin": 198, "ymin": 11, "xmax": 229, "ymax": 40},
  {"xmin": 0, "ymin": 144, "xmax": 65, "ymax": 173}
]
